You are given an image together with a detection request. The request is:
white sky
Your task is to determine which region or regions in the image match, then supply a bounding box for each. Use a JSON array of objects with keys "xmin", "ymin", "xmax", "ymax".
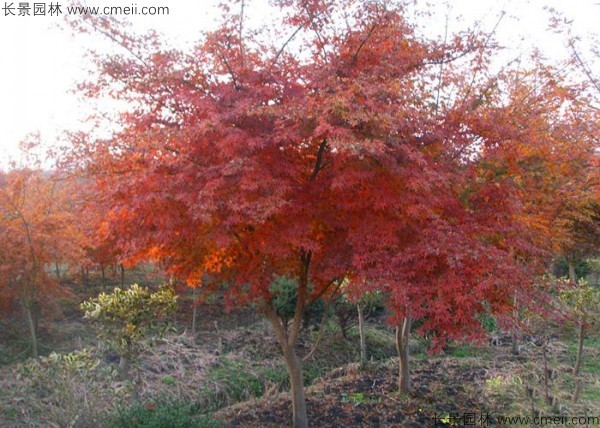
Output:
[{"xmin": 0, "ymin": 0, "xmax": 598, "ymax": 169}]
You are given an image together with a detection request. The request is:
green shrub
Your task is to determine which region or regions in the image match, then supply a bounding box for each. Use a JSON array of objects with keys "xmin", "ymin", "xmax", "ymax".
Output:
[
  {"xmin": 480, "ymin": 314, "xmax": 497, "ymax": 333},
  {"xmin": 81, "ymin": 284, "xmax": 177, "ymax": 376},
  {"xmin": 554, "ymin": 258, "xmax": 592, "ymax": 282},
  {"xmin": 162, "ymin": 375, "xmax": 177, "ymax": 386},
  {"xmin": 446, "ymin": 344, "xmax": 480, "ymax": 358},
  {"xmin": 10, "ymin": 349, "xmax": 120, "ymax": 426},
  {"xmin": 261, "ymin": 364, "xmax": 290, "ymax": 388},
  {"xmin": 201, "ymin": 358, "xmax": 264, "ymax": 411},
  {"xmin": 196, "ymin": 356, "xmax": 331, "ymax": 414},
  {"xmin": 559, "ymin": 279, "xmax": 600, "ymax": 326},
  {"xmin": 269, "ymin": 275, "xmax": 325, "ymax": 330},
  {"xmin": 107, "ymin": 399, "xmax": 208, "ymax": 428},
  {"xmin": 333, "ymin": 291, "xmax": 385, "ymax": 338}
]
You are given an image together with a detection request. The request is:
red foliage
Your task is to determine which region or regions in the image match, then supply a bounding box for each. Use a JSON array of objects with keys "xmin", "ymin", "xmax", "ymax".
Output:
[{"xmin": 67, "ymin": 0, "xmax": 599, "ymax": 345}]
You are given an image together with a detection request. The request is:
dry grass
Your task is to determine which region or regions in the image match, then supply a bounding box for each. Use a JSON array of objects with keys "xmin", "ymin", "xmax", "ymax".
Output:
[
  {"xmin": 0, "ymin": 333, "xmax": 218, "ymax": 427},
  {"xmin": 1, "ymin": 311, "xmax": 597, "ymax": 427}
]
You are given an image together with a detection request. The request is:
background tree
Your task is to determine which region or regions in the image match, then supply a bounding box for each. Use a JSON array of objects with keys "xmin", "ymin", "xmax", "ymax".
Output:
[
  {"xmin": 560, "ymin": 279, "xmax": 600, "ymax": 402},
  {"xmin": 0, "ymin": 168, "xmax": 87, "ymax": 358},
  {"xmin": 465, "ymin": 59, "xmax": 599, "ymax": 357}
]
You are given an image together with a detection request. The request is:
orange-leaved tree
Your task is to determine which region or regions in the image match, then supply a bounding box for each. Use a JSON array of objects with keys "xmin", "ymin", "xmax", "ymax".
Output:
[
  {"xmin": 0, "ymin": 168, "xmax": 87, "ymax": 358},
  {"xmin": 460, "ymin": 58, "xmax": 599, "ymax": 355}
]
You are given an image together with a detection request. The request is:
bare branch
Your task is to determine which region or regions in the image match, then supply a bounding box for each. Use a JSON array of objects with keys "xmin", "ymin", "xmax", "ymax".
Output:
[
  {"xmin": 458, "ymin": 11, "xmax": 505, "ymax": 111},
  {"xmin": 219, "ymin": 53, "xmax": 241, "ymax": 90},
  {"xmin": 272, "ymin": 25, "xmax": 304, "ymax": 66},
  {"xmin": 302, "ymin": 301, "xmax": 329, "ymax": 362},
  {"xmin": 570, "ymin": 42, "xmax": 600, "ymax": 94},
  {"xmin": 239, "ymin": 0, "xmax": 245, "ymax": 69},
  {"xmin": 435, "ymin": 8, "xmax": 451, "ymax": 114}
]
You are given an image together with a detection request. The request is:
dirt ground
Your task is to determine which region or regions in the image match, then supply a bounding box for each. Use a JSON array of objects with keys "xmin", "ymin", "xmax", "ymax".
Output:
[{"xmin": 216, "ymin": 341, "xmax": 600, "ymax": 427}]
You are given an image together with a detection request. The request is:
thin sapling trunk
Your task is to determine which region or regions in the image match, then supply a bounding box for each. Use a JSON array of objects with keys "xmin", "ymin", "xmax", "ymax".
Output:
[
  {"xmin": 395, "ymin": 314, "xmax": 412, "ymax": 394},
  {"xmin": 572, "ymin": 322, "xmax": 585, "ymax": 402},
  {"xmin": 357, "ymin": 302, "xmax": 366, "ymax": 363}
]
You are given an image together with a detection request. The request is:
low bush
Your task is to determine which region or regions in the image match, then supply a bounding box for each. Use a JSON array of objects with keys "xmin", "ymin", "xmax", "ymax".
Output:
[{"xmin": 107, "ymin": 398, "xmax": 223, "ymax": 428}]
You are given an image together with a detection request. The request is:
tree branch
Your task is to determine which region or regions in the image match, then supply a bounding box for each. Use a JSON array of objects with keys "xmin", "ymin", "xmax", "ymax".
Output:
[
  {"xmin": 261, "ymin": 301, "xmax": 288, "ymax": 348},
  {"xmin": 272, "ymin": 25, "xmax": 304, "ymax": 66},
  {"xmin": 458, "ymin": 11, "xmax": 505, "ymax": 111},
  {"xmin": 309, "ymin": 139, "xmax": 328, "ymax": 181},
  {"xmin": 289, "ymin": 250, "xmax": 311, "ymax": 346},
  {"xmin": 239, "ymin": 0, "xmax": 246, "ymax": 69},
  {"xmin": 302, "ymin": 300, "xmax": 330, "ymax": 362},
  {"xmin": 435, "ymin": 9, "xmax": 451, "ymax": 114},
  {"xmin": 570, "ymin": 42, "xmax": 600, "ymax": 94},
  {"xmin": 219, "ymin": 53, "xmax": 240, "ymax": 90},
  {"xmin": 349, "ymin": 23, "xmax": 378, "ymax": 70}
]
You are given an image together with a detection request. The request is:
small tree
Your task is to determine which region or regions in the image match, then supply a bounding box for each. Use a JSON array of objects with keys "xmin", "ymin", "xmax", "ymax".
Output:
[
  {"xmin": 0, "ymin": 167, "xmax": 87, "ymax": 358},
  {"xmin": 559, "ymin": 279, "xmax": 600, "ymax": 402},
  {"xmin": 334, "ymin": 289, "xmax": 383, "ymax": 363},
  {"xmin": 81, "ymin": 284, "xmax": 177, "ymax": 380}
]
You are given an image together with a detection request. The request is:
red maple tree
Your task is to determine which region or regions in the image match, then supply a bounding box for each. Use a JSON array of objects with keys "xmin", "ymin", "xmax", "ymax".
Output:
[{"xmin": 67, "ymin": 1, "xmax": 598, "ymax": 425}]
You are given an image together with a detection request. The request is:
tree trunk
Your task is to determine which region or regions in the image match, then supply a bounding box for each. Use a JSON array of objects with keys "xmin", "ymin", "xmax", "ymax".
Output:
[
  {"xmin": 24, "ymin": 302, "xmax": 39, "ymax": 359},
  {"xmin": 573, "ymin": 323, "xmax": 584, "ymax": 377},
  {"xmin": 262, "ymin": 252, "xmax": 312, "ymax": 428},
  {"xmin": 283, "ymin": 343, "xmax": 308, "ymax": 428},
  {"xmin": 118, "ymin": 355, "xmax": 130, "ymax": 379},
  {"xmin": 54, "ymin": 262, "xmax": 61, "ymax": 280},
  {"xmin": 542, "ymin": 339, "xmax": 551, "ymax": 405},
  {"xmin": 511, "ymin": 296, "xmax": 521, "ymax": 355},
  {"xmin": 512, "ymin": 329, "xmax": 521, "ymax": 355},
  {"xmin": 191, "ymin": 286, "xmax": 198, "ymax": 335},
  {"xmin": 338, "ymin": 316, "xmax": 349, "ymax": 340},
  {"xmin": 265, "ymin": 313, "xmax": 308, "ymax": 428},
  {"xmin": 568, "ymin": 260, "xmax": 578, "ymax": 284},
  {"xmin": 357, "ymin": 302, "xmax": 366, "ymax": 364},
  {"xmin": 119, "ymin": 264, "xmax": 125, "ymax": 287},
  {"xmin": 395, "ymin": 315, "xmax": 412, "ymax": 394},
  {"xmin": 573, "ymin": 322, "xmax": 585, "ymax": 402},
  {"xmin": 118, "ymin": 355, "xmax": 141, "ymax": 400}
]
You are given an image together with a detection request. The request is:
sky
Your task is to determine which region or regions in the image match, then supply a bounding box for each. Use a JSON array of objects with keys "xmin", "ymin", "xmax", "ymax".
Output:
[{"xmin": 0, "ymin": 0, "xmax": 598, "ymax": 169}]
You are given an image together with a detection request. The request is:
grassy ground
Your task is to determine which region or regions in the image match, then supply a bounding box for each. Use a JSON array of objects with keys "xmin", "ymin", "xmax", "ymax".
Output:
[
  {"xmin": 216, "ymin": 334, "xmax": 600, "ymax": 427},
  {"xmin": 0, "ymin": 287, "xmax": 598, "ymax": 427}
]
